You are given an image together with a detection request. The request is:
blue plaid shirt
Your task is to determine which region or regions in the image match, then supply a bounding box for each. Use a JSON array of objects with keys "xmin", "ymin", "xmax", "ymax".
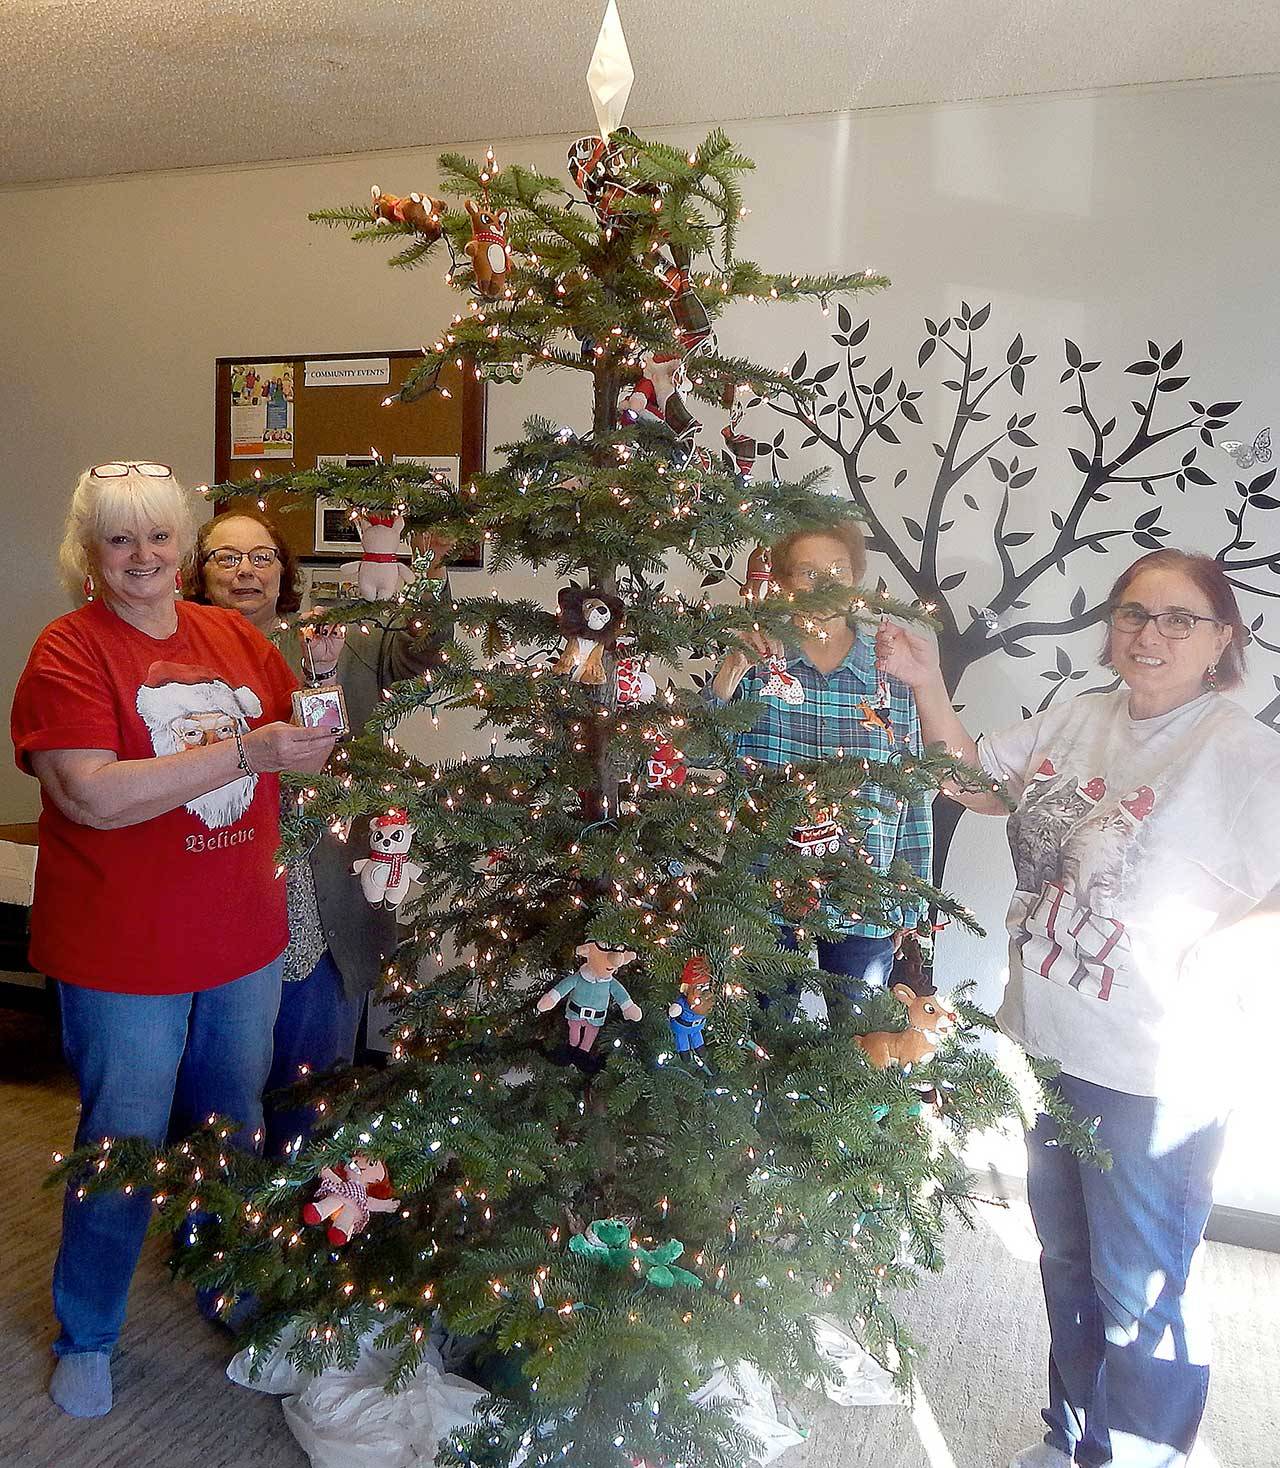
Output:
[{"xmin": 705, "ymin": 629, "xmax": 933, "ymax": 936}]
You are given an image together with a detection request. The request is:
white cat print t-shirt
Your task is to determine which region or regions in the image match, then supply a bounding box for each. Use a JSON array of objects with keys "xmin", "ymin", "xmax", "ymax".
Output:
[{"xmin": 978, "ymin": 690, "xmax": 1280, "ymax": 1104}]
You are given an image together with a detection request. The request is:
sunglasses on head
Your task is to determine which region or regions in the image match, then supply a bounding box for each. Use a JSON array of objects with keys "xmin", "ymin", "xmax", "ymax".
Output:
[{"xmin": 90, "ymin": 462, "xmax": 173, "ymax": 479}]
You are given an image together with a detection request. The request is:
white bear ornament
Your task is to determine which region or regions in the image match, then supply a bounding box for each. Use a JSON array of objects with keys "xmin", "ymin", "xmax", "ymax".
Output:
[{"xmin": 352, "ymin": 810, "xmax": 423, "ymax": 909}]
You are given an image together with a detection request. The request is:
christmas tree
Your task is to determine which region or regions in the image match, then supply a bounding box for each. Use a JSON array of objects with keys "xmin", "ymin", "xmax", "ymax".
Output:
[{"xmin": 69, "ymin": 67, "xmax": 1099, "ymax": 1468}]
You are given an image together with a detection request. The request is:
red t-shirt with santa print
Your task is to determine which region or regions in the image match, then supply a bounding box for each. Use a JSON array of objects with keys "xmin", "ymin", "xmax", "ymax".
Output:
[{"xmin": 11, "ymin": 598, "xmax": 298, "ymax": 994}]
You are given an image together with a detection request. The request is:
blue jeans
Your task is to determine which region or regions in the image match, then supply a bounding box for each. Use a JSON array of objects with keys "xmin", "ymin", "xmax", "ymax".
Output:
[
  {"xmin": 1026, "ymin": 1073, "xmax": 1228, "ymax": 1468},
  {"xmin": 264, "ymin": 950, "xmax": 365, "ymax": 1157},
  {"xmin": 53, "ymin": 958, "xmax": 283, "ymax": 1356},
  {"xmin": 774, "ymin": 929, "xmax": 896, "ymax": 1014}
]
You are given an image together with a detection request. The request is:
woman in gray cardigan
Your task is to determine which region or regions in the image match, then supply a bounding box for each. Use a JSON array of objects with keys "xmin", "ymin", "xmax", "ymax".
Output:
[{"xmin": 188, "ymin": 507, "xmax": 450, "ymax": 1152}]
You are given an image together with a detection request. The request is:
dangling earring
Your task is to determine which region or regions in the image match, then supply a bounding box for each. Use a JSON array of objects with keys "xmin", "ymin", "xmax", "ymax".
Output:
[
  {"xmin": 82, "ymin": 573, "xmax": 95, "ymax": 601},
  {"xmin": 1204, "ymin": 662, "xmax": 1218, "ymax": 689}
]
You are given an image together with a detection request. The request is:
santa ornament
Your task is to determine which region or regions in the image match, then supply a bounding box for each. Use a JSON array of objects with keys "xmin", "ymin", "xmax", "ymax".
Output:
[
  {"xmin": 301, "ymin": 1155, "xmax": 399, "ymax": 1246},
  {"xmin": 646, "ymin": 739, "xmax": 687, "ymax": 792},
  {"xmin": 341, "ymin": 512, "xmax": 416, "ymax": 602},
  {"xmin": 135, "ymin": 662, "xmax": 263, "ymax": 830},
  {"xmin": 352, "ymin": 810, "xmax": 423, "ymax": 910},
  {"xmin": 618, "ymin": 352, "xmax": 700, "ymax": 442}
]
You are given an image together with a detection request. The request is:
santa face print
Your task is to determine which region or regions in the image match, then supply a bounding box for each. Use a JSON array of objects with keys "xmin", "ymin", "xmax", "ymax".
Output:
[
  {"xmin": 1108, "ymin": 566, "xmax": 1232, "ymax": 719},
  {"xmin": 171, "ymin": 711, "xmax": 238, "ymax": 748},
  {"xmin": 201, "ymin": 516, "xmax": 284, "ymax": 633},
  {"xmin": 136, "ymin": 663, "xmax": 264, "ymax": 830},
  {"xmin": 93, "ymin": 523, "xmax": 182, "ymax": 612}
]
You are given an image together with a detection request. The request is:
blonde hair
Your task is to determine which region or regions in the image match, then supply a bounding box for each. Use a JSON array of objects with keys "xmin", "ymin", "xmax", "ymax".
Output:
[
  {"xmin": 770, "ymin": 520, "xmax": 867, "ymax": 586},
  {"xmin": 58, "ymin": 465, "xmax": 196, "ymax": 603}
]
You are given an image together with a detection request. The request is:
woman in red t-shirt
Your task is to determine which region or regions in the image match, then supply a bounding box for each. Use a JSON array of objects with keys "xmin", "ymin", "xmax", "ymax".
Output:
[{"xmin": 10, "ymin": 462, "xmax": 339, "ymax": 1420}]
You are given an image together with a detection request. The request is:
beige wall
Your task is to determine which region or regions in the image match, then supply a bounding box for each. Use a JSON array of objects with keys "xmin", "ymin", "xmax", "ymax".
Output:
[{"xmin": 4, "ymin": 77, "xmax": 1279, "ymax": 1209}]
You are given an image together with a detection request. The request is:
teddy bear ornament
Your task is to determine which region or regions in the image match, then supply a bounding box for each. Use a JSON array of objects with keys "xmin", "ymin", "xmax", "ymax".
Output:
[
  {"xmin": 341, "ymin": 511, "xmax": 416, "ymax": 602},
  {"xmin": 352, "ymin": 810, "xmax": 423, "ymax": 910}
]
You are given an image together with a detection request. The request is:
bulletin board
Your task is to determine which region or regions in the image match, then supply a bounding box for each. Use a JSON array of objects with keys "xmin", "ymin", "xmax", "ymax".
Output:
[{"xmin": 213, "ymin": 351, "xmax": 486, "ymax": 564}]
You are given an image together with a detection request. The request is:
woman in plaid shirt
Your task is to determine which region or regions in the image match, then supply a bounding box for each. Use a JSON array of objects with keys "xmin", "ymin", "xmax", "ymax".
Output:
[{"xmin": 706, "ymin": 522, "xmax": 932, "ymax": 997}]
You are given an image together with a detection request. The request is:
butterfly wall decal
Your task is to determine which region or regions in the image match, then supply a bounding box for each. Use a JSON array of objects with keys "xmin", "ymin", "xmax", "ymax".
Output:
[{"xmin": 1219, "ymin": 428, "xmax": 1271, "ymax": 470}]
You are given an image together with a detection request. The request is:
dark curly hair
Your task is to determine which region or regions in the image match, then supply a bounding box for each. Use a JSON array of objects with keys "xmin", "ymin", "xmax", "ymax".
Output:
[{"xmin": 185, "ymin": 506, "xmax": 302, "ymax": 616}]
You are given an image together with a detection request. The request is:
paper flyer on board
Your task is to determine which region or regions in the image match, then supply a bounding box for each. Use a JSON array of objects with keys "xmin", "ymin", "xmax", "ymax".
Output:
[{"xmin": 231, "ymin": 362, "xmax": 295, "ymax": 459}]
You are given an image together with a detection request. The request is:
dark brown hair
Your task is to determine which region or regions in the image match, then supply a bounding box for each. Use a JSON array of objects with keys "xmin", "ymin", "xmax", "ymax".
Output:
[
  {"xmin": 185, "ymin": 506, "xmax": 302, "ymax": 616},
  {"xmin": 1102, "ymin": 549, "xmax": 1246, "ymax": 689},
  {"xmin": 770, "ymin": 520, "xmax": 868, "ymax": 586}
]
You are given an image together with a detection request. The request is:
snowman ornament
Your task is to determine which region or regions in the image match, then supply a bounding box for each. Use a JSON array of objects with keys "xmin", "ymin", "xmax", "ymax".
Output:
[
  {"xmin": 342, "ymin": 512, "xmax": 417, "ymax": 602},
  {"xmin": 352, "ymin": 810, "xmax": 423, "ymax": 909}
]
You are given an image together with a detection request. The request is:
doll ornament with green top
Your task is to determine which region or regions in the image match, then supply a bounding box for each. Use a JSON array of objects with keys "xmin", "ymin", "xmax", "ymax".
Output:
[{"xmin": 537, "ymin": 940, "xmax": 642, "ymax": 1070}]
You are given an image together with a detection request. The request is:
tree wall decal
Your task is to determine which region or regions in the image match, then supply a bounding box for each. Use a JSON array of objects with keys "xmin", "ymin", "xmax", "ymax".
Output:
[{"xmin": 761, "ymin": 303, "xmax": 1270, "ymax": 877}]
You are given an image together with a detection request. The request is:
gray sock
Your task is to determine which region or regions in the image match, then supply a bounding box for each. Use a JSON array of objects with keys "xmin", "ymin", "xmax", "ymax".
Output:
[{"xmin": 50, "ymin": 1352, "xmax": 113, "ymax": 1418}]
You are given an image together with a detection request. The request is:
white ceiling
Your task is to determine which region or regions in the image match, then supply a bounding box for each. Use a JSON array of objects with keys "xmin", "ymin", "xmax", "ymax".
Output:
[{"xmin": 7, "ymin": 0, "xmax": 1280, "ymax": 188}]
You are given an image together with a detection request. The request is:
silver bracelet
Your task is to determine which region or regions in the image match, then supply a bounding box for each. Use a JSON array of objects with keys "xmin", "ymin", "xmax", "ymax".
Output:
[{"xmin": 233, "ymin": 727, "xmax": 257, "ymax": 776}]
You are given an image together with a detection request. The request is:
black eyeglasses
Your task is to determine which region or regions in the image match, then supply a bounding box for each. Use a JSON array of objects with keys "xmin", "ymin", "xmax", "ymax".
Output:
[
  {"xmin": 90, "ymin": 461, "xmax": 173, "ymax": 479},
  {"xmin": 204, "ymin": 547, "xmax": 281, "ymax": 571},
  {"xmin": 1107, "ymin": 604, "xmax": 1223, "ymax": 640}
]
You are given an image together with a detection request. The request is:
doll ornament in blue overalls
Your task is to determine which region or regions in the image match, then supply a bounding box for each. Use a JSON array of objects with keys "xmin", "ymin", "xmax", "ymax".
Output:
[{"xmin": 668, "ymin": 954, "xmax": 715, "ymax": 1072}]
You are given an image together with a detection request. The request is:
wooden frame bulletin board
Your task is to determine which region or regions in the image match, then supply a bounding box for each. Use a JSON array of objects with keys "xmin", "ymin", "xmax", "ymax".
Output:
[{"xmin": 213, "ymin": 351, "xmax": 486, "ymax": 566}]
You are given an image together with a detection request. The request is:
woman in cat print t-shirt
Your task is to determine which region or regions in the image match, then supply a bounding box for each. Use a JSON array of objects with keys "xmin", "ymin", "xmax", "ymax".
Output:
[
  {"xmin": 877, "ymin": 549, "xmax": 1280, "ymax": 1468},
  {"xmin": 10, "ymin": 463, "xmax": 339, "ymax": 1421}
]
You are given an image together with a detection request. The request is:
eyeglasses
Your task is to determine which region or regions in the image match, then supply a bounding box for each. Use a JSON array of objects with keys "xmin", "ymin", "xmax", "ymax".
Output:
[
  {"xmin": 1107, "ymin": 604, "xmax": 1223, "ymax": 640},
  {"xmin": 90, "ymin": 462, "xmax": 173, "ymax": 479},
  {"xmin": 205, "ymin": 546, "xmax": 281, "ymax": 571},
  {"xmin": 792, "ymin": 564, "xmax": 855, "ymax": 584}
]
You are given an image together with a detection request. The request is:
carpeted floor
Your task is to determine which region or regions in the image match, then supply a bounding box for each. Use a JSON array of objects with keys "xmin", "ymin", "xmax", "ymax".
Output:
[{"xmin": 2, "ymin": 1000, "xmax": 1277, "ymax": 1468}]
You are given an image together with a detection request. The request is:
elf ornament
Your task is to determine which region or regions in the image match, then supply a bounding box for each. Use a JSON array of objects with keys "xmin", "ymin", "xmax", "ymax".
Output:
[
  {"xmin": 668, "ymin": 953, "xmax": 714, "ymax": 1063},
  {"xmin": 553, "ymin": 585, "xmax": 625, "ymax": 685},
  {"xmin": 301, "ymin": 1154, "xmax": 399, "ymax": 1246},
  {"xmin": 352, "ymin": 810, "xmax": 422, "ymax": 909},
  {"xmin": 341, "ymin": 512, "xmax": 416, "ymax": 601},
  {"xmin": 370, "ymin": 185, "xmax": 445, "ymax": 241},
  {"xmin": 536, "ymin": 939, "xmax": 641, "ymax": 1062},
  {"xmin": 464, "ymin": 198, "xmax": 511, "ymax": 298}
]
